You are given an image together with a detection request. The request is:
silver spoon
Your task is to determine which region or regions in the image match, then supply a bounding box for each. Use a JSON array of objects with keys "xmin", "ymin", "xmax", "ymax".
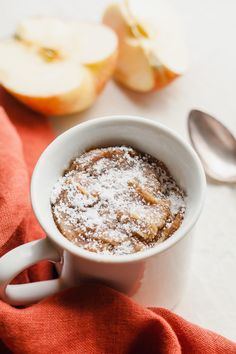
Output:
[{"xmin": 188, "ymin": 109, "xmax": 236, "ymax": 183}]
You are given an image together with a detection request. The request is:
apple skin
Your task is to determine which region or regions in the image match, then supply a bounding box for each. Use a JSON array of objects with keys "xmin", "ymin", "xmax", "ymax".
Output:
[
  {"xmin": 8, "ymin": 84, "xmax": 94, "ymax": 116},
  {"xmin": 151, "ymin": 67, "xmax": 178, "ymax": 92}
]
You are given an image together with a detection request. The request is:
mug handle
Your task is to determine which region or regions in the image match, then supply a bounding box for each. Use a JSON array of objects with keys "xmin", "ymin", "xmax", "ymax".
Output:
[{"xmin": 0, "ymin": 238, "xmax": 63, "ymax": 306}]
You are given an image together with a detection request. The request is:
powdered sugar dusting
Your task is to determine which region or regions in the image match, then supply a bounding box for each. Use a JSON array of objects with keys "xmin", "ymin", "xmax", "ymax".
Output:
[{"xmin": 51, "ymin": 146, "xmax": 186, "ymax": 255}]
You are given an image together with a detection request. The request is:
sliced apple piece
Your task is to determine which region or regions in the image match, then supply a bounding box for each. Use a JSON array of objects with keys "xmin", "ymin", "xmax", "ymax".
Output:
[
  {"xmin": 0, "ymin": 17, "xmax": 118, "ymax": 115},
  {"xmin": 103, "ymin": 0, "xmax": 188, "ymax": 92},
  {"xmin": 116, "ymin": 37, "xmax": 155, "ymax": 92}
]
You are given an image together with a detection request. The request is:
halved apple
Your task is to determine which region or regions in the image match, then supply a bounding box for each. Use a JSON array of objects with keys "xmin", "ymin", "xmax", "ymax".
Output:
[
  {"xmin": 0, "ymin": 18, "xmax": 118, "ymax": 115},
  {"xmin": 103, "ymin": 0, "xmax": 188, "ymax": 92}
]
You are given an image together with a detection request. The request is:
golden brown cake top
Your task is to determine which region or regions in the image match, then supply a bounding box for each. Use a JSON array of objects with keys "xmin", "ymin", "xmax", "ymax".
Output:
[{"xmin": 51, "ymin": 146, "xmax": 186, "ymax": 255}]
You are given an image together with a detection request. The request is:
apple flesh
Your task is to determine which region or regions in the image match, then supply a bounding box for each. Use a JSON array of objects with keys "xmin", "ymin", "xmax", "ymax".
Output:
[
  {"xmin": 103, "ymin": 0, "xmax": 188, "ymax": 92},
  {"xmin": 0, "ymin": 18, "xmax": 118, "ymax": 115}
]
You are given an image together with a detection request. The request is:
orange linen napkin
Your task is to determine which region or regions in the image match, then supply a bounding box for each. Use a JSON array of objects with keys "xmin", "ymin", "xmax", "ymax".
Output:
[{"xmin": 0, "ymin": 88, "xmax": 235, "ymax": 354}]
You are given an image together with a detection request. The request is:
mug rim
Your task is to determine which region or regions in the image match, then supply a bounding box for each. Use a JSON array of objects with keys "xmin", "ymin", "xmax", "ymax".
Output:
[{"xmin": 31, "ymin": 115, "xmax": 206, "ymax": 263}]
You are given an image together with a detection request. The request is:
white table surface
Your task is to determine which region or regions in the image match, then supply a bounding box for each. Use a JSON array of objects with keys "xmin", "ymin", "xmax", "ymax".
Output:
[{"xmin": 1, "ymin": 0, "xmax": 236, "ymax": 343}]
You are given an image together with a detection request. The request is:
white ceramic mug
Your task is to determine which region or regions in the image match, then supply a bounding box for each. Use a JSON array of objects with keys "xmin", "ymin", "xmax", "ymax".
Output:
[{"xmin": 0, "ymin": 116, "xmax": 206, "ymax": 307}]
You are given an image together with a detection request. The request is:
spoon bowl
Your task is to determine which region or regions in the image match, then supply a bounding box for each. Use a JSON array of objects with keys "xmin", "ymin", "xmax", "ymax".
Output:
[{"xmin": 188, "ymin": 109, "xmax": 236, "ymax": 183}]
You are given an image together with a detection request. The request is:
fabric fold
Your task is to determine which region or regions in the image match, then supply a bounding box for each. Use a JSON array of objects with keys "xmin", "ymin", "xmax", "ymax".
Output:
[
  {"xmin": 1, "ymin": 285, "xmax": 235, "ymax": 354},
  {"xmin": 0, "ymin": 107, "xmax": 29, "ymax": 250}
]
